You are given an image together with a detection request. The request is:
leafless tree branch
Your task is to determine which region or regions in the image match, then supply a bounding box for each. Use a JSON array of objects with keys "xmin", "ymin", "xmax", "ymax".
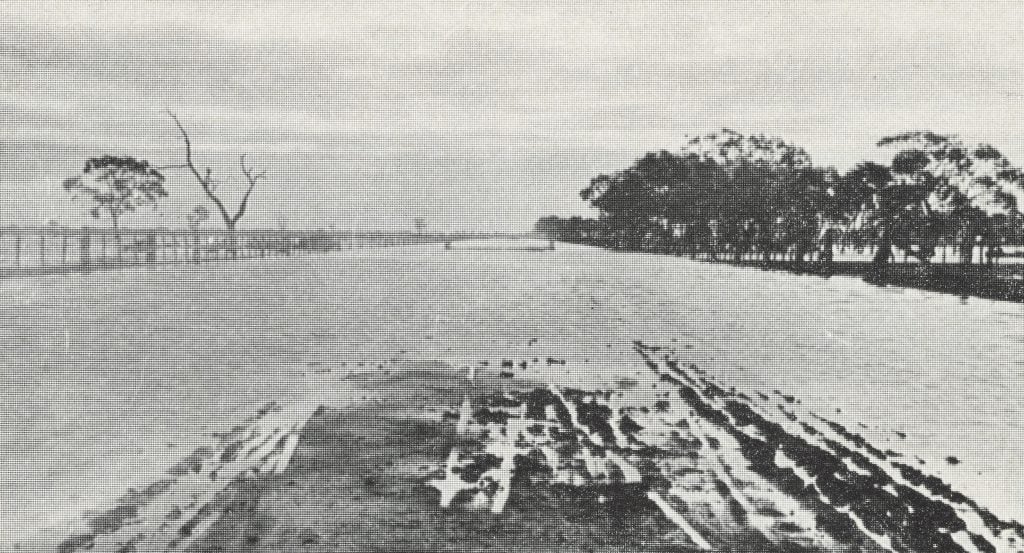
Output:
[
  {"xmin": 167, "ymin": 112, "xmax": 265, "ymax": 230},
  {"xmin": 234, "ymin": 154, "xmax": 267, "ymax": 225}
]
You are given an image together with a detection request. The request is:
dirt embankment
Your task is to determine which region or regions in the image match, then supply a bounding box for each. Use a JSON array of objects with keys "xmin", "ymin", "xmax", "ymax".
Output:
[{"xmin": 187, "ymin": 369, "xmax": 697, "ymax": 552}]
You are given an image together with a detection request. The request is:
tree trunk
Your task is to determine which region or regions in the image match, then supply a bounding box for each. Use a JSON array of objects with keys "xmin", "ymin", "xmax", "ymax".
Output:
[
  {"xmin": 226, "ymin": 222, "xmax": 238, "ymax": 259},
  {"xmin": 872, "ymin": 231, "xmax": 892, "ymax": 266},
  {"xmin": 112, "ymin": 217, "xmax": 123, "ymax": 264},
  {"xmin": 871, "ymin": 221, "xmax": 894, "ymax": 282}
]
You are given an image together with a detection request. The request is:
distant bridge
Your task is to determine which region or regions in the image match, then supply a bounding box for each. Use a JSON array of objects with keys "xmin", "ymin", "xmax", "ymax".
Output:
[
  {"xmin": 435, "ymin": 232, "xmax": 554, "ymax": 250},
  {"xmin": 0, "ymin": 227, "xmax": 553, "ymax": 279}
]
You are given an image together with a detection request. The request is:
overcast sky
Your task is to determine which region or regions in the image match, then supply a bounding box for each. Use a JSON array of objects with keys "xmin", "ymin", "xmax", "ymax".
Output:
[{"xmin": 2, "ymin": 1, "xmax": 1023, "ymax": 231}]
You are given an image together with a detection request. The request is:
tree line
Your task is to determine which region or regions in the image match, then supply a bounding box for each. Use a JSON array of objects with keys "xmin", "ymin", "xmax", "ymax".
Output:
[{"xmin": 537, "ymin": 130, "xmax": 1024, "ymax": 267}]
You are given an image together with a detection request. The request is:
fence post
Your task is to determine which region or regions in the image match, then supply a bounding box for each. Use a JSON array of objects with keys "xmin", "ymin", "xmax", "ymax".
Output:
[
  {"xmin": 80, "ymin": 229, "xmax": 91, "ymax": 272},
  {"xmin": 147, "ymin": 233, "xmax": 157, "ymax": 264}
]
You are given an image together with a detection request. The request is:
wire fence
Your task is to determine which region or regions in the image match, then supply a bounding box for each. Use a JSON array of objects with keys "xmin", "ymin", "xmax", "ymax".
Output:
[{"xmin": 0, "ymin": 227, "xmax": 526, "ymax": 278}]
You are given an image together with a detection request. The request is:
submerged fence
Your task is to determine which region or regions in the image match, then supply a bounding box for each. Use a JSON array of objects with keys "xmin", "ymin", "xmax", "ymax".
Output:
[
  {"xmin": 650, "ymin": 240, "xmax": 1024, "ymax": 267},
  {"xmin": 0, "ymin": 227, "xmax": 503, "ymax": 278},
  {"xmin": 557, "ymin": 230, "xmax": 1024, "ymax": 268}
]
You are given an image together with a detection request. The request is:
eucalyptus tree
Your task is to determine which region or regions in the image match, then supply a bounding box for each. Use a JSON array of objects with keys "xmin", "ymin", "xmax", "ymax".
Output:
[
  {"xmin": 62, "ymin": 155, "xmax": 167, "ymax": 235},
  {"xmin": 869, "ymin": 132, "xmax": 1023, "ymax": 265},
  {"xmin": 579, "ymin": 130, "xmax": 833, "ymax": 256},
  {"xmin": 669, "ymin": 130, "xmax": 828, "ymax": 258},
  {"xmin": 186, "ymin": 205, "xmax": 211, "ymax": 231}
]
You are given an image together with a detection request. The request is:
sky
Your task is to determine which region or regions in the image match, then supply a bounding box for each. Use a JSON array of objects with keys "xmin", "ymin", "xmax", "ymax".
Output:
[{"xmin": 2, "ymin": 1, "xmax": 1023, "ymax": 231}]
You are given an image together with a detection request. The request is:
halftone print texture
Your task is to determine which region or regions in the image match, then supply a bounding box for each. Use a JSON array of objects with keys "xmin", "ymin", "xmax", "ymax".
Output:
[{"xmin": 2, "ymin": 2, "xmax": 1024, "ymax": 552}]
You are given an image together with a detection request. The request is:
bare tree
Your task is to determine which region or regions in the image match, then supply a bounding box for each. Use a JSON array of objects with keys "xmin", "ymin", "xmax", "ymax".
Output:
[{"xmin": 167, "ymin": 112, "xmax": 266, "ymax": 232}]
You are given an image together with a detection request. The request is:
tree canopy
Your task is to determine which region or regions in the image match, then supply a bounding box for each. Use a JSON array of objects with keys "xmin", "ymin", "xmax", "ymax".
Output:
[
  {"xmin": 62, "ymin": 155, "xmax": 167, "ymax": 232},
  {"xmin": 544, "ymin": 129, "xmax": 1024, "ymax": 264},
  {"xmin": 577, "ymin": 130, "xmax": 833, "ymax": 249},
  {"xmin": 877, "ymin": 132, "xmax": 1021, "ymax": 219}
]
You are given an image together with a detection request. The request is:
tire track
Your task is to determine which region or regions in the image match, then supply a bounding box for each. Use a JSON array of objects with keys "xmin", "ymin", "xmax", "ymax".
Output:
[{"xmin": 634, "ymin": 341, "xmax": 1024, "ymax": 553}]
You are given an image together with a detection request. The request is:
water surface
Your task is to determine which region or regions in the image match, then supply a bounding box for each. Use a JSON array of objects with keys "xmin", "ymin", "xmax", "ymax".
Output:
[{"xmin": 2, "ymin": 241, "xmax": 1022, "ymax": 545}]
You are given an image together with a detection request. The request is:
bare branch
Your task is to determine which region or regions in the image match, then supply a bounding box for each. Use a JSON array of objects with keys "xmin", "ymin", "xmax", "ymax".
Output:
[
  {"xmin": 167, "ymin": 111, "xmax": 233, "ymax": 227},
  {"xmin": 233, "ymin": 154, "xmax": 265, "ymax": 225},
  {"xmin": 239, "ymin": 154, "xmax": 267, "ymax": 184},
  {"xmin": 166, "ymin": 112, "xmax": 199, "ymax": 180},
  {"xmin": 167, "ymin": 112, "xmax": 267, "ymax": 231}
]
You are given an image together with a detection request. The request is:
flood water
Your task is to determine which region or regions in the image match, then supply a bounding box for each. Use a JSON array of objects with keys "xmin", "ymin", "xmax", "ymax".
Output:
[{"xmin": 2, "ymin": 240, "xmax": 1023, "ymax": 546}]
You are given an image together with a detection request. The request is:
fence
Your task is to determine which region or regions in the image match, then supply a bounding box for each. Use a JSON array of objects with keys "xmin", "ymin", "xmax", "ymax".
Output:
[
  {"xmin": 552, "ymin": 231, "xmax": 1024, "ymax": 286},
  {"xmin": 572, "ymin": 229, "xmax": 1024, "ymax": 266},
  {"xmin": 670, "ymin": 241, "xmax": 1024, "ymax": 267},
  {"xmin": 0, "ymin": 227, "xmax": 480, "ymax": 278}
]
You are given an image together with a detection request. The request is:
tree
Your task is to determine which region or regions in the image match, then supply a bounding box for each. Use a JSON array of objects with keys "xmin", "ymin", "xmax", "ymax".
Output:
[
  {"xmin": 871, "ymin": 132, "xmax": 1023, "ymax": 265},
  {"xmin": 534, "ymin": 215, "xmax": 598, "ymax": 243},
  {"xmin": 578, "ymin": 130, "xmax": 832, "ymax": 257},
  {"xmin": 534, "ymin": 215, "xmax": 564, "ymax": 239},
  {"xmin": 834, "ymin": 162, "xmax": 892, "ymax": 213},
  {"xmin": 62, "ymin": 155, "xmax": 167, "ymax": 234},
  {"xmin": 832, "ymin": 162, "xmax": 894, "ymax": 258},
  {"xmin": 167, "ymin": 113, "xmax": 266, "ymax": 232},
  {"xmin": 186, "ymin": 205, "xmax": 210, "ymax": 231}
]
